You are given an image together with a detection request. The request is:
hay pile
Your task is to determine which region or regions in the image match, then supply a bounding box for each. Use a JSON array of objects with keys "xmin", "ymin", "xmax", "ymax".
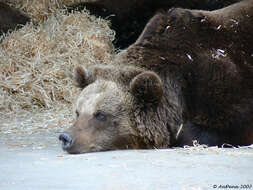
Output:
[
  {"xmin": 5, "ymin": 0, "xmax": 95, "ymax": 23},
  {"xmin": 0, "ymin": 8, "xmax": 115, "ymax": 113}
]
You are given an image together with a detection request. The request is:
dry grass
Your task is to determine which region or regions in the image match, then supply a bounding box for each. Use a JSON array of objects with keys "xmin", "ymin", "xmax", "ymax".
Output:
[
  {"xmin": 0, "ymin": 7, "xmax": 115, "ymax": 114},
  {"xmin": 5, "ymin": 0, "xmax": 95, "ymax": 23}
]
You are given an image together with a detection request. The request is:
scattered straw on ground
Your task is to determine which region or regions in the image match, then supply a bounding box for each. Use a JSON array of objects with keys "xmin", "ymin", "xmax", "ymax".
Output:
[
  {"xmin": 0, "ymin": 106, "xmax": 74, "ymax": 148},
  {"xmin": 0, "ymin": 8, "xmax": 115, "ymax": 114},
  {"xmin": 0, "ymin": 106, "xmax": 73, "ymax": 135}
]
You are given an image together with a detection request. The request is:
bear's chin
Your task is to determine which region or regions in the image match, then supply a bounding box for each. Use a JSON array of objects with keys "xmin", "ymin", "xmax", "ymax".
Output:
[{"xmin": 64, "ymin": 145, "xmax": 113, "ymax": 154}]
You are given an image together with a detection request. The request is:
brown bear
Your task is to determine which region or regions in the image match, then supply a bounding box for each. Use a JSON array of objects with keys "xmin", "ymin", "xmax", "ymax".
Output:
[
  {"xmin": 0, "ymin": 2, "xmax": 30, "ymax": 35},
  {"xmin": 59, "ymin": 0, "xmax": 253, "ymax": 154},
  {"xmin": 69, "ymin": 0, "xmax": 242, "ymax": 48}
]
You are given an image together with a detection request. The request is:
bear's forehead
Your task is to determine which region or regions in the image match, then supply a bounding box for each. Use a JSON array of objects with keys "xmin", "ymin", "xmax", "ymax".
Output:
[{"xmin": 76, "ymin": 80, "xmax": 122, "ymax": 115}]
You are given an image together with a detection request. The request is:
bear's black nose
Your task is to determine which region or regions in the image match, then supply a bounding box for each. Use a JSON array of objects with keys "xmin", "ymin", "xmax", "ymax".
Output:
[{"xmin": 59, "ymin": 133, "xmax": 73, "ymax": 151}]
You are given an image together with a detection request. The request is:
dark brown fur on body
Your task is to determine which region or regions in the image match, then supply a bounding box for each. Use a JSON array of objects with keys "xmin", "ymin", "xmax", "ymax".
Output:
[
  {"xmin": 123, "ymin": 0, "xmax": 253, "ymax": 145},
  {"xmin": 60, "ymin": 0, "xmax": 253, "ymax": 154},
  {"xmin": 69, "ymin": 0, "xmax": 242, "ymax": 48},
  {"xmin": 0, "ymin": 3, "xmax": 30, "ymax": 35}
]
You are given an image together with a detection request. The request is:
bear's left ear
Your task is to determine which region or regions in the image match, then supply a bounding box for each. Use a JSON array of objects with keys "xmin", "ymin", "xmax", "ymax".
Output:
[
  {"xmin": 130, "ymin": 71, "xmax": 163, "ymax": 104},
  {"xmin": 73, "ymin": 65, "xmax": 91, "ymax": 88}
]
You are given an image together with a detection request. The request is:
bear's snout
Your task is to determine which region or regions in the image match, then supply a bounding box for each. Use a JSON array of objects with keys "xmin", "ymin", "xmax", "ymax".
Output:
[{"xmin": 59, "ymin": 133, "xmax": 73, "ymax": 151}]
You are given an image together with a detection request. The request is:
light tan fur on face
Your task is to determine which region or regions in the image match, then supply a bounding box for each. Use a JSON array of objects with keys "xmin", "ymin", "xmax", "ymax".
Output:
[{"xmin": 75, "ymin": 80, "xmax": 121, "ymax": 116}]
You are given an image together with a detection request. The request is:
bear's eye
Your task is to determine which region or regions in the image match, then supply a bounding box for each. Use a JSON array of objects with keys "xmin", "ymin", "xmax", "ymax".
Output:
[
  {"xmin": 94, "ymin": 111, "xmax": 106, "ymax": 121},
  {"xmin": 75, "ymin": 110, "xmax": 80, "ymax": 118}
]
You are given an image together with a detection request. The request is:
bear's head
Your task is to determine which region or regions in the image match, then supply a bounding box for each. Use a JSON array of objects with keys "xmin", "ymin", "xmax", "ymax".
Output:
[{"xmin": 59, "ymin": 65, "xmax": 164, "ymax": 154}]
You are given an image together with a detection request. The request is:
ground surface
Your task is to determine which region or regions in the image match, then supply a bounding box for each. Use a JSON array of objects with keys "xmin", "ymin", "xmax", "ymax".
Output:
[{"xmin": 1, "ymin": 110, "xmax": 253, "ymax": 190}]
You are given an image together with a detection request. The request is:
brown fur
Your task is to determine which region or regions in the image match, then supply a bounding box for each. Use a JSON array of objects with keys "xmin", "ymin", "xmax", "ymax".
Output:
[
  {"xmin": 121, "ymin": 0, "xmax": 253, "ymax": 146},
  {"xmin": 60, "ymin": 0, "xmax": 253, "ymax": 153},
  {"xmin": 69, "ymin": 0, "xmax": 242, "ymax": 48},
  {"xmin": 0, "ymin": 3, "xmax": 30, "ymax": 35}
]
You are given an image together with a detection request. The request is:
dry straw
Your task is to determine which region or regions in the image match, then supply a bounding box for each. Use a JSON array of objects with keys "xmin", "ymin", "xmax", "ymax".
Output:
[
  {"xmin": 0, "ymin": 5, "xmax": 115, "ymax": 114},
  {"xmin": 5, "ymin": 0, "xmax": 94, "ymax": 23}
]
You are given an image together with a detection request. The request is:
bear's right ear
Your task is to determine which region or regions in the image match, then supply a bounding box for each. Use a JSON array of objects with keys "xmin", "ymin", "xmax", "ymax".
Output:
[
  {"xmin": 73, "ymin": 65, "xmax": 90, "ymax": 88},
  {"xmin": 130, "ymin": 71, "xmax": 163, "ymax": 104}
]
